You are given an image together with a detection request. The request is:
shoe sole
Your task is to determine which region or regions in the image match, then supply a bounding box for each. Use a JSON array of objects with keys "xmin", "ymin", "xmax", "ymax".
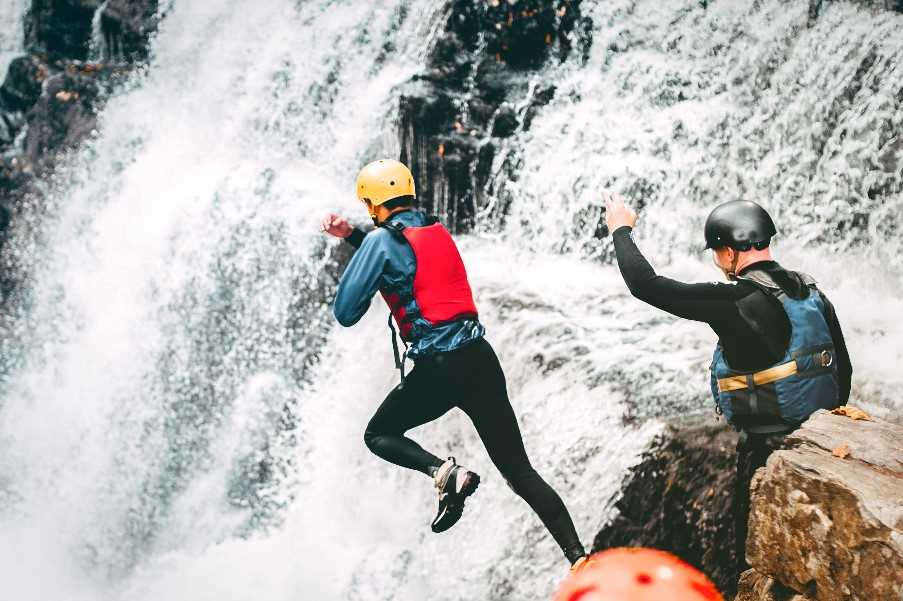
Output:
[{"xmin": 431, "ymin": 472, "xmax": 480, "ymax": 534}]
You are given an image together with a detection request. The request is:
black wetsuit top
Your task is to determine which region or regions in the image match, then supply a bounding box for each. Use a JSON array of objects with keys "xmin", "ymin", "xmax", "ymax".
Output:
[{"xmin": 611, "ymin": 226, "xmax": 852, "ymax": 428}]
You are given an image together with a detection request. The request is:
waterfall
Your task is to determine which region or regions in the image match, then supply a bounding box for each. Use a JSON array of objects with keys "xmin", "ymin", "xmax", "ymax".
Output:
[
  {"xmin": 0, "ymin": 0, "xmax": 28, "ymax": 80},
  {"xmin": 89, "ymin": 1, "xmax": 114, "ymax": 64},
  {"xmin": 491, "ymin": 0, "xmax": 903, "ymax": 419},
  {"xmin": 0, "ymin": 1, "xmax": 901, "ymax": 600}
]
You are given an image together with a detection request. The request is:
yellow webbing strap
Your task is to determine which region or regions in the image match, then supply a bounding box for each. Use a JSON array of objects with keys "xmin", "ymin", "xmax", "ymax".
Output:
[{"xmin": 717, "ymin": 361, "xmax": 798, "ymax": 392}]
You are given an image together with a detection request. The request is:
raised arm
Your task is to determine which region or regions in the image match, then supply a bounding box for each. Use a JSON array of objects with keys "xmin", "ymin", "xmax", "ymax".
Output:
[{"xmin": 603, "ymin": 191, "xmax": 742, "ymax": 325}]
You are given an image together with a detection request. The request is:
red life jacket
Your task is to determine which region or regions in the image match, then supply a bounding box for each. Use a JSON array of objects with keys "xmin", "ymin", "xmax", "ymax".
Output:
[{"xmin": 379, "ymin": 219, "xmax": 479, "ymax": 342}]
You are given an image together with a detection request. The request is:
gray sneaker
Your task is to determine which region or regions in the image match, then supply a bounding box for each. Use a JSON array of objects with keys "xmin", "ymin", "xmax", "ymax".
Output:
[{"xmin": 431, "ymin": 457, "xmax": 480, "ymax": 533}]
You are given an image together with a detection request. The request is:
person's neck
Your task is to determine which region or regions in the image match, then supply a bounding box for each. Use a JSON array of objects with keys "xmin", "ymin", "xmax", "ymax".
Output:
[{"xmin": 735, "ymin": 247, "xmax": 774, "ymax": 274}]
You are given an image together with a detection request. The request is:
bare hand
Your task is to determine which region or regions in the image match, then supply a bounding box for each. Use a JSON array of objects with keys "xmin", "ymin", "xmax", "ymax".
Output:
[
  {"xmin": 602, "ymin": 190, "xmax": 637, "ymax": 232},
  {"xmin": 320, "ymin": 213, "xmax": 353, "ymax": 238}
]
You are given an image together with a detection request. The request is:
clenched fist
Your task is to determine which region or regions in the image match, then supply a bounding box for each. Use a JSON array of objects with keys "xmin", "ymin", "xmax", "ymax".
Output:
[
  {"xmin": 602, "ymin": 191, "xmax": 637, "ymax": 233},
  {"xmin": 320, "ymin": 213, "xmax": 353, "ymax": 238}
]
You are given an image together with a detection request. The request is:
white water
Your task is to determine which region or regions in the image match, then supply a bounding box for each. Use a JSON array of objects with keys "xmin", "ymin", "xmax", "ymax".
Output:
[
  {"xmin": 494, "ymin": 0, "xmax": 903, "ymax": 420},
  {"xmin": 0, "ymin": 1, "xmax": 901, "ymax": 600},
  {"xmin": 89, "ymin": 1, "xmax": 113, "ymax": 64},
  {"xmin": 0, "ymin": 0, "xmax": 28, "ymax": 81}
]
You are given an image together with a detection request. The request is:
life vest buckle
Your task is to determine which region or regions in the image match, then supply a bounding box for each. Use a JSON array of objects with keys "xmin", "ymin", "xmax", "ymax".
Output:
[{"xmin": 819, "ymin": 350, "xmax": 833, "ymax": 368}]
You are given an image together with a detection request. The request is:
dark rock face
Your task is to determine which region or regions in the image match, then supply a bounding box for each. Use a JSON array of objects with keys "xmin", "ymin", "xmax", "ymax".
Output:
[
  {"xmin": 592, "ymin": 419, "xmax": 740, "ymax": 597},
  {"xmin": 0, "ymin": 0, "xmax": 159, "ymax": 297},
  {"xmin": 23, "ymin": 0, "xmax": 158, "ymax": 62},
  {"xmin": 100, "ymin": 0, "xmax": 161, "ymax": 62},
  {"xmin": 25, "ymin": 0, "xmax": 102, "ymax": 61},
  {"xmin": 397, "ymin": 0, "xmax": 592, "ymax": 231},
  {"xmin": 0, "ymin": 55, "xmax": 47, "ymax": 112}
]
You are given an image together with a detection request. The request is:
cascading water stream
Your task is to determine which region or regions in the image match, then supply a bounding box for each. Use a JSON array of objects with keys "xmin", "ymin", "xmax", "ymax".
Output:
[
  {"xmin": 0, "ymin": 1, "xmax": 901, "ymax": 601},
  {"xmin": 0, "ymin": 0, "xmax": 28, "ymax": 80},
  {"xmin": 89, "ymin": 1, "xmax": 114, "ymax": 64},
  {"xmin": 490, "ymin": 0, "xmax": 903, "ymax": 420}
]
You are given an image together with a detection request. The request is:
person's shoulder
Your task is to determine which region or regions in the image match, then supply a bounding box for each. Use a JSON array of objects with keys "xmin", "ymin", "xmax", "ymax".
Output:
[
  {"xmin": 707, "ymin": 278, "xmax": 759, "ymax": 298},
  {"xmin": 360, "ymin": 225, "xmax": 410, "ymax": 258},
  {"xmin": 361, "ymin": 226, "xmax": 396, "ymax": 244}
]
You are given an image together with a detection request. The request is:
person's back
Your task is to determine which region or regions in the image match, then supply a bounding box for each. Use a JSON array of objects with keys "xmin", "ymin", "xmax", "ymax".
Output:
[
  {"xmin": 602, "ymin": 193, "xmax": 852, "ymax": 579},
  {"xmin": 333, "ymin": 207, "xmax": 484, "ymax": 361},
  {"xmin": 322, "ymin": 159, "xmax": 588, "ymax": 569}
]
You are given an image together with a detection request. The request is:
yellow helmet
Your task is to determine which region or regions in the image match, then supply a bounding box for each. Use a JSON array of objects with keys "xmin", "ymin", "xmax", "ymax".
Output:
[{"xmin": 355, "ymin": 159, "xmax": 416, "ymax": 206}]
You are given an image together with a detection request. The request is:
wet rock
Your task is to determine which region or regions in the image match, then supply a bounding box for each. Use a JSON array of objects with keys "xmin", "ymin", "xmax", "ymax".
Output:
[
  {"xmin": 20, "ymin": 63, "xmax": 127, "ymax": 173},
  {"xmin": 0, "ymin": 55, "xmax": 48, "ymax": 111},
  {"xmin": 99, "ymin": 0, "xmax": 160, "ymax": 62},
  {"xmin": 491, "ymin": 104, "xmax": 519, "ymax": 138},
  {"xmin": 1, "ymin": 0, "xmax": 158, "ymax": 259},
  {"xmin": 397, "ymin": 0, "xmax": 591, "ymax": 231},
  {"xmin": 746, "ymin": 410, "xmax": 903, "ymax": 601},
  {"xmin": 809, "ymin": 0, "xmax": 903, "ymax": 23},
  {"xmin": 25, "ymin": 0, "xmax": 102, "ymax": 60},
  {"xmin": 592, "ymin": 417, "xmax": 740, "ymax": 597}
]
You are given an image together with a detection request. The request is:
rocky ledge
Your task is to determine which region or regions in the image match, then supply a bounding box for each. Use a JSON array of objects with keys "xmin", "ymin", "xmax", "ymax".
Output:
[
  {"xmin": 738, "ymin": 410, "xmax": 903, "ymax": 601},
  {"xmin": 592, "ymin": 418, "xmax": 741, "ymax": 596},
  {"xmin": 596, "ymin": 410, "xmax": 903, "ymax": 601}
]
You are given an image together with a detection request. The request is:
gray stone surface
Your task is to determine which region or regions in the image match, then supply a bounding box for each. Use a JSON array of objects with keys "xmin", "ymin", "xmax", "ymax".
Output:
[{"xmin": 746, "ymin": 410, "xmax": 903, "ymax": 601}]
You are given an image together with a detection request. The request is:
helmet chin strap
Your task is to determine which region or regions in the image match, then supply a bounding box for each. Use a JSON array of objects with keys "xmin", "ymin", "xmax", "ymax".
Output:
[{"xmin": 727, "ymin": 250, "xmax": 740, "ymax": 279}]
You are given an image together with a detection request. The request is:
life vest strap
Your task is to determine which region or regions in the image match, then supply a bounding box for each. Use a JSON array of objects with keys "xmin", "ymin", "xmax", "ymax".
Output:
[
  {"xmin": 387, "ymin": 312, "xmax": 409, "ymax": 384},
  {"xmin": 717, "ymin": 346, "xmax": 835, "ymax": 393},
  {"xmin": 717, "ymin": 360, "xmax": 798, "ymax": 392}
]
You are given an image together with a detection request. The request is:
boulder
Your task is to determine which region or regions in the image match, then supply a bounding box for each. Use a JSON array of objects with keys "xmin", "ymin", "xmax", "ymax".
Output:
[
  {"xmin": 0, "ymin": 55, "xmax": 48, "ymax": 112},
  {"xmin": 746, "ymin": 410, "xmax": 903, "ymax": 601},
  {"xmin": 593, "ymin": 418, "xmax": 740, "ymax": 597}
]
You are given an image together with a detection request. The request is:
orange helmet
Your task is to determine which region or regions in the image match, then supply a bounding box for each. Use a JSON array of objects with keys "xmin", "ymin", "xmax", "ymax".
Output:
[{"xmin": 555, "ymin": 548, "xmax": 723, "ymax": 601}]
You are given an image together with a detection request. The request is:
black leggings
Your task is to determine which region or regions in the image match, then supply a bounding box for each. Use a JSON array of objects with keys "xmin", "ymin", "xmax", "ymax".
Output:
[
  {"xmin": 735, "ymin": 431, "xmax": 787, "ymax": 578},
  {"xmin": 364, "ymin": 337, "xmax": 585, "ymax": 563}
]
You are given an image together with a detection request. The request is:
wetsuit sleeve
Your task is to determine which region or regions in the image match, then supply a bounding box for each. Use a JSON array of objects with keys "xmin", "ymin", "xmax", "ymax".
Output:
[
  {"xmin": 333, "ymin": 232, "xmax": 387, "ymax": 327},
  {"xmin": 611, "ymin": 226, "xmax": 740, "ymax": 324},
  {"xmin": 345, "ymin": 227, "xmax": 366, "ymax": 249},
  {"xmin": 819, "ymin": 291, "xmax": 852, "ymax": 404}
]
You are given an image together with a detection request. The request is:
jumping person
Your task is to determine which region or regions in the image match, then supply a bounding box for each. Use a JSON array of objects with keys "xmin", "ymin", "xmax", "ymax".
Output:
[
  {"xmin": 602, "ymin": 192, "xmax": 852, "ymax": 578},
  {"xmin": 321, "ymin": 158, "xmax": 587, "ymax": 566}
]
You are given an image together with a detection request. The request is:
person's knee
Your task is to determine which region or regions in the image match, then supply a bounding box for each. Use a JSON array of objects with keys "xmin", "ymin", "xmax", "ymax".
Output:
[
  {"xmin": 363, "ymin": 422, "xmax": 383, "ymax": 454},
  {"xmin": 501, "ymin": 465, "xmax": 540, "ymax": 496},
  {"xmin": 364, "ymin": 418, "xmax": 400, "ymax": 455}
]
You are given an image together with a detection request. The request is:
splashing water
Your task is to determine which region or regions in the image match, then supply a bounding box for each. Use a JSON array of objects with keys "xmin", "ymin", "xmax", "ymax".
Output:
[
  {"xmin": 1, "ymin": 1, "xmax": 902, "ymax": 601},
  {"xmin": 492, "ymin": 0, "xmax": 903, "ymax": 420},
  {"xmin": 0, "ymin": 0, "xmax": 28, "ymax": 80}
]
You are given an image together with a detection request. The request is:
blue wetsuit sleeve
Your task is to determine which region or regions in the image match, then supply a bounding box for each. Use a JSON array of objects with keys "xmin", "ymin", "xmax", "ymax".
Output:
[{"xmin": 334, "ymin": 232, "xmax": 387, "ymax": 327}]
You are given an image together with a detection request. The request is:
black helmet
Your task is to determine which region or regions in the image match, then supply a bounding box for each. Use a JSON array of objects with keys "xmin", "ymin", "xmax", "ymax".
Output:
[{"xmin": 704, "ymin": 200, "xmax": 777, "ymax": 251}]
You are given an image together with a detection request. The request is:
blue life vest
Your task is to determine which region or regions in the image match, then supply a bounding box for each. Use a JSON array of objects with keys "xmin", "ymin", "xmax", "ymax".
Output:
[{"xmin": 710, "ymin": 272, "xmax": 840, "ymax": 428}]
